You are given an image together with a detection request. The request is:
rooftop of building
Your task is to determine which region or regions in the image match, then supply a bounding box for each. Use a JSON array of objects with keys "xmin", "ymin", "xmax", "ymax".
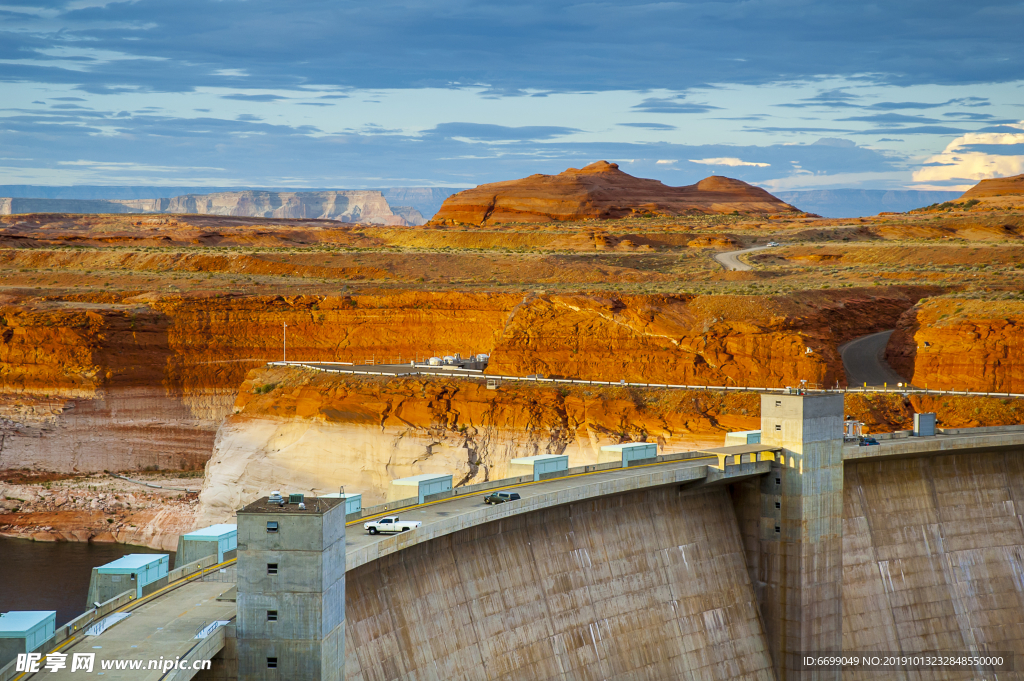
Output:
[
  {"xmin": 510, "ymin": 454, "xmax": 568, "ymax": 463},
  {"xmin": 96, "ymin": 554, "xmax": 168, "ymax": 572},
  {"xmin": 238, "ymin": 496, "xmax": 345, "ymax": 514},
  {"xmin": 0, "ymin": 611, "xmax": 55, "ymax": 634},
  {"xmin": 183, "ymin": 523, "xmax": 237, "ymax": 539},
  {"xmin": 600, "ymin": 442, "xmax": 657, "ymax": 451},
  {"xmin": 390, "ymin": 473, "xmax": 454, "ymax": 484}
]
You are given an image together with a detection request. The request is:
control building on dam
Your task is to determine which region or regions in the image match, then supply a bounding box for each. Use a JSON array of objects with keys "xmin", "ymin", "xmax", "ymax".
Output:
[{"xmin": 9, "ymin": 393, "xmax": 1024, "ymax": 681}]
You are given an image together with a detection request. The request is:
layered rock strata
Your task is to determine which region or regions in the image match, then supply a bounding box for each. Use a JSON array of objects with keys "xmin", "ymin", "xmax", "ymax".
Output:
[
  {"xmin": 0, "ymin": 286, "xmax": 934, "ymax": 474},
  {"xmin": 886, "ymin": 298, "xmax": 1024, "ymax": 392},
  {"xmin": 196, "ymin": 367, "xmax": 1024, "ymax": 527}
]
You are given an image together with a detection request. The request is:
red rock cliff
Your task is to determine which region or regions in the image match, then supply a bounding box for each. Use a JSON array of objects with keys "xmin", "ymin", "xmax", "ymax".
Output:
[{"xmin": 886, "ymin": 298, "xmax": 1024, "ymax": 392}]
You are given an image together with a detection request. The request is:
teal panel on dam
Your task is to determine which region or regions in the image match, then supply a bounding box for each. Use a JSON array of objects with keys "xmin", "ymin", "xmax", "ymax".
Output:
[
  {"xmin": 509, "ymin": 454, "xmax": 568, "ymax": 481},
  {"xmin": 598, "ymin": 442, "xmax": 658, "ymax": 467},
  {"xmin": 387, "ymin": 473, "xmax": 452, "ymax": 504},
  {"xmin": 178, "ymin": 523, "xmax": 238, "ymax": 565},
  {"xmin": 0, "ymin": 610, "xmax": 56, "ymax": 668},
  {"xmin": 90, "ymin": 554, "xmax": 170, "ymax": 601},
  {"xmin": 320, "ymin": 493, "xmax": 362, "ymax": 517}
]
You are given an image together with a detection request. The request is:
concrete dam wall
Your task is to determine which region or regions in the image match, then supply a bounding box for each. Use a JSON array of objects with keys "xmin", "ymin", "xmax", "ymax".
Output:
[
  {"xmin": 338, "ymin": 447, "xmax": 1024, "ymax": 680},
  {"xmin": 842, "ymin": 450, "xmax": 1024, "ymax": 681},
  {"xmin": 344, "ymin": 486, "xmax": 776, "ymax": 681}
]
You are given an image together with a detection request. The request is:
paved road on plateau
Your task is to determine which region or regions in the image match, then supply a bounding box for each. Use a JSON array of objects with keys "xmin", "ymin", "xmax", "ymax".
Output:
[
  {"xmin": 839, "ymin": 330, "xmax": 908, "ymax": 387},
  {"xmin": 714, "ymin": 245, "xmax": 771, "ymax": 271}
]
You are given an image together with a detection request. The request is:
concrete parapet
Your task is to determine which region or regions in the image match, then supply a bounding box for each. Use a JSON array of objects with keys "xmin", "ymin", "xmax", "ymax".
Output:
[
  {"xmin": 843, "ymin": 428, "xmax": 1024, "ymax": 463},
  {"xmin": 168, "ymin": 554, "xmax": 220, "ymax": 583},
  {"xmin": 164, "ymin": 623, "xmax": 229, "ymax": 681},
  {"xmin": 195, "ymin": 625, "xmax": 238, "ymax": 681},
  {"xmin": 54, "ymin": 591, "xmax": 135, "ymax": 646}
]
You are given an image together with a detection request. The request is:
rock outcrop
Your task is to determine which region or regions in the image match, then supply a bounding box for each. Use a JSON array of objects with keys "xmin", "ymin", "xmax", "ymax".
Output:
[
  {"xmin": 960, "ymin": 173, "xmax": 1024, "ymax": 199},
  {"xmin": 0, "ymin": 198, "xmax": 134, "ymax": 215},
  {"xmin": 196, "ymin": 367, "xmax": 1024, "ymax": 526},
  {"xmin": 886, "ymin": 298, "xmax": 1024, "ymax": 392},
  {"xmin": 430, "ymin": 161, "xmax": 802, "ymax": 225},
  {"xmin": 486, "ymin": 288, "xmax": 937, "ymax": 388},
  {"xmin": 112, "ymin": 190, "xmax": 411, "ymax": 225},
  {"xmin": 0, "ymin": 286, "xmax": 934, "ymax": 474}
]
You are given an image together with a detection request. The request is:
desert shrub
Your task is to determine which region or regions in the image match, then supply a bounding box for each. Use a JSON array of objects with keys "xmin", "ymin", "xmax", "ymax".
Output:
[{"xmin": 253, "ymin": 382, "xmax": 279, "ymax": 395}]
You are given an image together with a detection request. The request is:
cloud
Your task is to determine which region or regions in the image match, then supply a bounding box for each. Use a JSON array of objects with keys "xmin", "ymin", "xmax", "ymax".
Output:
[
  {"xmin": 619, "ymin": 122, "xmax": 677, "ymax": 130},
  {"xmin": 868, "ymin": 97, "xmax": 989, "ymax": 110},
  {"xmin": 852, "ymin": 126, "xmax": 968, "ymax": 135},
  {"xmin": 632, "ymin": 97, "xmax": 720, "ymax": 114},
  {"xmin": 912, "ymin": 125, "xmax": 1024, "ymax": 184},
  {"xmin": 778, "ymin": 89, "xmax": 863, "ymax": 109},
  {"xmin": 656, "ymin": 159, "xmax": 676, "ymax": 164},
  {"xmin": 840, "ymin": 113, "xmax": 940, "ymax": 124},
  {"xmin": 689, "ymin": 157, "xmax": 770, "ymax": 167},
  {"xmin": 811, "ymin": 137, "xmax": 857, "ymax": 148},
  {"xmin": 221, "ymin": 94, "xmax": 287, "ymax": 102},
  {"xmin": 423, "ymin": 122, "xmax": 581, "ymax": 141}
]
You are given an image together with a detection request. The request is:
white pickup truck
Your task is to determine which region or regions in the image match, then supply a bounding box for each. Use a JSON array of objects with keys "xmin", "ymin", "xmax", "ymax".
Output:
[{"xmin": 364, "ymin": 516, "xmax": 422, "ymax": 535}]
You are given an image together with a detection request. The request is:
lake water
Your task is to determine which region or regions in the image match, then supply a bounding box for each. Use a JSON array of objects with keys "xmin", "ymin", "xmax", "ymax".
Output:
[{"xmin": 0, "ymin": 537, "xmax": 173, "ymax": 626}]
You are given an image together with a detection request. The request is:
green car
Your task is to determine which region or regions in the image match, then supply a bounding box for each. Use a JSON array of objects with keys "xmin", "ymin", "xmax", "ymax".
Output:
[{"xmin": 483, "ymin": 491, "xmax": 521, "ymax": 505}]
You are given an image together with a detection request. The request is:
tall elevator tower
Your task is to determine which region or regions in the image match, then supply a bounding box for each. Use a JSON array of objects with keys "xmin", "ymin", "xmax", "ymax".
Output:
[
  {"xmin": 759, "ymin": 392, "xmax": 844, "ymax": 680},
  {"xmin": 236, "ymin": 496, "xmax": 346, "ymax": 681}
]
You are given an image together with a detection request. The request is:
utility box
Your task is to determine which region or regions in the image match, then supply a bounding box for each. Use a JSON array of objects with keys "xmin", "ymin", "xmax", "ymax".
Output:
[
  {"xmin": 87, "ymin": 554, "xmax": 170, "ymax": 605},
  {"xmin": 0, "ymin": 611, "xmax": 56, "ymax": 669},
  {"xmin": 236, "ymin": 495, "xmax": 346, "ymax": 681},
  {"xmin": 914, "ymin": 412, "xmax": 937, "ymax": 437},
  {"xmin": 176, "ymin": 523, "xmax": 238, "ymax": 567},
  {"xmin": 724, "ymin": 430, "xmax": 761, "ymax": 446},
  {"xmin": 599, "ymin": 442, "xmax": 658, "ymax": 468},
  {"xmin": 321, "ymin": 492, "xmax": 362, "ymax": 517},
  {"xmin": 387, "ymin": 474, "xmax": 453, "ymax": 504},
  {"xmin": 509, "ymin": 454, "xmax": 569, "ymax": 481}
]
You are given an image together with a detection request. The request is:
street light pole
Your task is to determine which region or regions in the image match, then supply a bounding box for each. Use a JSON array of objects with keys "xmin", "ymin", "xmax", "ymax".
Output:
[{"xmin": 283, "ymin": 322, "xmax": 288, "ymax": 363}]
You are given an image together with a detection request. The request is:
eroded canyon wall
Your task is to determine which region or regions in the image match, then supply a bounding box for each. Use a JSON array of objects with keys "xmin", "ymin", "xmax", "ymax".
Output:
[
  {"xmin": 887, "ymin": 298, "xmax": 1024, "ymax": 392},
  {"xmin": 0, "ymin": 286, "xmax": 934, "ymax": 474},
  {"xmin": 197, "ymin": 367, "xmax": 1024, "ymax": 528},
  {"xmin": 487, "ymin": 288, "xmax": 934, "ymax": 387},
  {"xmin": 197, "ymin": 368, "xmax": 761, "ymax": 525},
  {"xmin": 0, "ymin": 292, "xmax": 514, "ymax": 472},
  {"xmin": 345, "ymin": 485, "xmax": 775, "ymax": 681}
]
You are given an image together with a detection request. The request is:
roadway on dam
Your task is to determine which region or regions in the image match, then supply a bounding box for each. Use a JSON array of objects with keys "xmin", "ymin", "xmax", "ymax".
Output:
[
  {"xmin": 20, "ymin": 580, "xmax": 235, "ymax": 680},
  {"xmin": 839, "ymin": 329, "xmax": 908, "ymax": 387},
  {"xmin": 343, "ymin": 452, "xmax": 732, "ymax": 571}
]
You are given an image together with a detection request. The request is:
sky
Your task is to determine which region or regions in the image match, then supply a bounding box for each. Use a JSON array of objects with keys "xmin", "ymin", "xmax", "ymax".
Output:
[{"xmin": 1, "ymin": 0, "xmax": 1023, "ymax": 191}]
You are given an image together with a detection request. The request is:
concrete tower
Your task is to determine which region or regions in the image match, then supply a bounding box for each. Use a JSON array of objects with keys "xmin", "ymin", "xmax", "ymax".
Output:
[
  {"xmin": 236, "ymin": 496, "xmax": 346, "ymax": 681},
  {"xmin": 759, "ymin": 392, "xmax": 844, "ymax": 680}
]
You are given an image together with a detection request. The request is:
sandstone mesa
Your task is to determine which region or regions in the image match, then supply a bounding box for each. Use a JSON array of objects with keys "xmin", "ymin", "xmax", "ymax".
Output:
[{"xmin": 430, "ymin": 160, "xmax": 804, "ymax": 225}]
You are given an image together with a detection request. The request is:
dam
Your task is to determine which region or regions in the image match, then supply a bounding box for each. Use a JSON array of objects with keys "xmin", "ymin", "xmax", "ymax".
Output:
[{"xmin": 5, "ymin": 392, "xmax": 1024, "ymax": 680}]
